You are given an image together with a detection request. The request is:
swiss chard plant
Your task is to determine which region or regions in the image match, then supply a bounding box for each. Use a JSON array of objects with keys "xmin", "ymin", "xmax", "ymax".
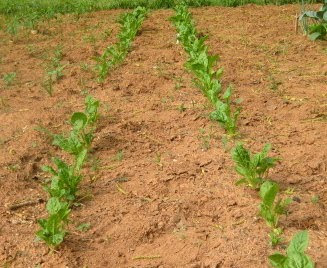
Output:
[
  {"xmin": 231, "ymin": 143, "xmax": 278, "ymax": 189},
  {"xmin": 95, "ymin": 7, "xmax": 147, "ymax": 82},
  {"xmin": 52, "ymin": 95, "xmax": 99, "ymax": 158},
  {"xmin": 36, "ymin": 197, "xmax": 70, "ymax": 248},
  {"xmin": 210, "ymin": 86, "xmax": 241, "ymax": 135},
  {"xmin": 259, "ymin": 181, "xmax": 292, "ymax": 246},
  {"xmin": 42, "ymin": 158, "xmax": 82, "ymax": 202},
  {"xmin": 269, "ymin": 231, "xmax": 315, "ymax": 268},
  {"xmin": 299, "ymin": 0, "xmax": 327, "ymax": 40}
]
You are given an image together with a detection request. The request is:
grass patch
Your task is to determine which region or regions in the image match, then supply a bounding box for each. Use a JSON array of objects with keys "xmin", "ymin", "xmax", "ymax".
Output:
[{"xmin": 0, "ymin": 0, "xmax": 308, "ymax": 34}]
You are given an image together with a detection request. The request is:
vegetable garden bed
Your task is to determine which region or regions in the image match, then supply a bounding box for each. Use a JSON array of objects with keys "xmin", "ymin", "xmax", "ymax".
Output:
[{"xmin": 0, "ymin": 4, "xmax": 326, "ymax": 267}]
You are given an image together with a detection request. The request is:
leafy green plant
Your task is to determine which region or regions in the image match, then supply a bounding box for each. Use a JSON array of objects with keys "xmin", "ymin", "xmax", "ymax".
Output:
[
  {"xmin": 231, "ymin": 143, "xmax": 278, "ymax": 189},
  {"xmin": 2, "ymin": 72, "xmax": 16, "ymax": 86},
  {"xmin": 269, "ymin": 231, "xmax": 315, "ymax": 268},
  {"xmin": 42, "ymin": 158, "xmax": 82, "ymax": 202},
  {"xmin": 300, "ymin": 0, "xmax": 327, "ymax": 40},
  {"xmin": 259, "ymin": 181, "xmax": 292, "ymax": 246},
  {"xmin": 259, "ymin": 181, "xmax": 292, "ymax": 228},
  {"xmin": 95, "ymin": 7, "xmax": 147, "ymax": 83},
  {"xmin": 36, "ymin": 197, "xmax": 70, "ymax": 248},
  {"xmin": 210, "ymin": 87, "xmax": 241, "ymax": 135},
  {"xmin": 52, "ymin": 95, "xmax": 99, "ymax": 158}
]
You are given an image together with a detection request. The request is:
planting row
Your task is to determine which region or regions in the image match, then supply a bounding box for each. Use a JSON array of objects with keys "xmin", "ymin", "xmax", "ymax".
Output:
[
  {"xmin": 35, "ymin": 6, "xmax": 147, "ymax": 249},
  {"xmin": 95, "ymin": 7, "xmax": 148, "ymax": 83},
  {"xmin": 171, "ymin": 4, "xmax": 314, "ymax": 267},
  {"xmin": 37, "ymin": 96, "xmax": 99, "ymax": 248}
]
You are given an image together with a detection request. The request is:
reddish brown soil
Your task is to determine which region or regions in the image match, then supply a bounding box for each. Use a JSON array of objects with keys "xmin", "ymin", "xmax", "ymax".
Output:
[{"xmin": 0, "ymin": 4, "xmax": 326, "ymax": 268}]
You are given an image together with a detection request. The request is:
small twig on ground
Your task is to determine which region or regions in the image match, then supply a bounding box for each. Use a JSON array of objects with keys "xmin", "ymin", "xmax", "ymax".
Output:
[
  {"xmin": 132, "ymin": 255, "xmax": 161, "ymax": 260},
  {"xmin": 8, "ymin": 198, "xmax": 44, "ymax": 211}
]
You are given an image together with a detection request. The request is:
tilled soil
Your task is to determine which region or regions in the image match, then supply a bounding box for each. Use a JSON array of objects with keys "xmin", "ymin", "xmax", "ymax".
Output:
[{"xmin": 0, "ymin": 4, "xmax": 326, "ymax": 268}]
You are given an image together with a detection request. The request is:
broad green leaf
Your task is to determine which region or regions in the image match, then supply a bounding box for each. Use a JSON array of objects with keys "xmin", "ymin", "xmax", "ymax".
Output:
[
  {"xmin": 287, "ymin": 231, "xmax": 309, "ymax": 254},
  {"xmin": 309, "ymin": 32, "xmax": 322, "ymax": 41},
  {"xmin": 269, "ymin": 253, "xmax": 287, "ymax": 267},
  {"xmin": 46, "ymin": 197, "xmax": 61, "ymax": 215},
  {"xmin": 286, "ymin": 252, "xmax": 314, "ymax": 268},
  {"xmin": 260, "ymin": 181, "xmax": 278, "ymax": 207},
  {"xmin": 71, "ymin": 112, "xmax": 87, "ymax": 130},
  {"xmin": 269, "ymin": 254, "xmax": 287, "ymax": 266}
]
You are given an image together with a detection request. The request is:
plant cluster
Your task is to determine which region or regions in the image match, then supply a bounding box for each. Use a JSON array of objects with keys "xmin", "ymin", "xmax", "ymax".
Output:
[
  {"xmin": 95, "ymin": 7, "xmax": 147, "ymax": 83},
  {"xmin": 300, "ymin": 0, "xmax": 327, "ymax": 40},
  {"xmin": 36, "ymin": 95, "xmax": 99, "ymax": 248},
  {"xmin": 231, "ymin": 143, "xmax": 278, "ymax": 189},
  {"xmin": 171, "ymin": 3, "xmax": 240, "ymax": 135}
]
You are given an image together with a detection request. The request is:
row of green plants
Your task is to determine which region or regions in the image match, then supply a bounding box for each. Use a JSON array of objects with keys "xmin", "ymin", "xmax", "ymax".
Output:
[
  {"xmin": 300, "ymin": 0, "xmax": 327, "ymax": 40},
  {"xmin": 95, "ymin": 7, "xmax": 148, "ymax": 83},
  {"xmin": 232, "ymin": 144, "xmax": 314, "ymax": 267},
  {"xmin": 171, "ymin": 4, "xmax": 314, "ymax": 267},
  {"xmin": 36, "ymin": 95, "xmax": 99, "ymax": 248},
  {"xmin": 171, "ymin": 4, "xmax": 241, "ymax": 136}
]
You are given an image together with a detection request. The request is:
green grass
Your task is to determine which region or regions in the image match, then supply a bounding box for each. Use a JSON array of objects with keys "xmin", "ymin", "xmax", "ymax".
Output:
[{"xmin": 0, "ymin": 0, "xmax": 307, "ymax": 34}]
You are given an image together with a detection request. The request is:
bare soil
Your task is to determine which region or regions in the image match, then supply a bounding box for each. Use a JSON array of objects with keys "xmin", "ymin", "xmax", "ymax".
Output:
[{"xmin": 0, "ymin": 4, "xmax": 326, "ymax": 268}]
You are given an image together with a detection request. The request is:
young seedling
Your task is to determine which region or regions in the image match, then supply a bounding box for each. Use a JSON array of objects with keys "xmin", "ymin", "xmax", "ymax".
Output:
[
  {"xmin": 210, "ymin": 87, "xmax": 241, "ymax": 135},
  {"xmin": 231, "ymin": 143, "xmax": 278, "ymax": 189},
  {"xmin": 42, "ymin": 45, "xmax": 66, "ymax": 96},
  {"xmin": 259, "ymin": 181, "xmax": 292, "ymax": 246},
  {"xmin": 269, "ymin": 231, "xmax": 314, "ymax": 268},
  {"xmin": 3, "ymin": 72, "xmax": 16, "ymax": 86},
  {"xmin": 36, "ymin": 197, "xmax": 70, "ymax": 248}
]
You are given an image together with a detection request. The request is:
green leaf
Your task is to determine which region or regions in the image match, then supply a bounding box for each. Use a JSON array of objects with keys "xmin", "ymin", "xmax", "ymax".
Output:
[
  {"xmin": 223, "ymin": 86, "xmax": 232, "ymax": 100},
  {"xmin": 75, "ymin": 148, "xmax": 88, "ymax": 171},
  {"xmin": 71, "ymin": 112, "xmax": 87, "ymax": 130},
  {"xmin": 260, "ymin": 181, "xmax": 279, "ymax": 207},
  {"xmin": 46, "ymin": 197, "xmax": 62, "ymax": 215},
  {"xmin": 287, "ymin": 231, "xmax": 309, "ymax": 254},
  {"xmin": 52, "ymin": 233, "xmax": 65, "ymax": 246},
  {"xmin": 286, "ymin": 252, "xmax": 314, "ymax": 268},
  {"xmin": 269, "ymin": 253, "xmax": 287, "ymax": 267},
  {"xmin": 309, "ymin": 32, "xmax": 322, "ymax": 41}
]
